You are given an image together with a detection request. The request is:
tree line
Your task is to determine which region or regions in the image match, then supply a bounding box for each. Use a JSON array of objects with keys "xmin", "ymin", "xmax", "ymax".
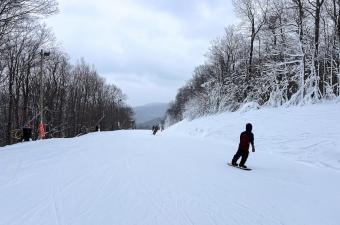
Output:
[
  {"xmin": 0, "ymin": 0, "xmax": 134, "ymax": 146},
  {"xmin": 166, "ymin": 0, "xmax": 340, "ymax": 125}
]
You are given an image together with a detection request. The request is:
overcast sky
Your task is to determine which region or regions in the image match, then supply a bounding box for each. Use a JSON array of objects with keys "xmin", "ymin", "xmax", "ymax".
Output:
[{"xmin": 45, "ymin": 0, "xmax": 237, "ymax": 107}]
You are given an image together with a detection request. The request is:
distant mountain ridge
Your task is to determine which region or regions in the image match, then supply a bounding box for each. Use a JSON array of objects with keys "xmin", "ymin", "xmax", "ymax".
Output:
[
  {"xmin": 137, "ymin": 117, "xmax": 164, "ymax": 129},
  {"xmin": 133, "ymin": 103, "xmax": 169, "ymax": 128}
]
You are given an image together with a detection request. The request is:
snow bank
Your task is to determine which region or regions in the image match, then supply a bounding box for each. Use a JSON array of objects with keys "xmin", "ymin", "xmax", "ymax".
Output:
[
  {"xmin": 165, "ymin": 101, "xmax": 340, "ymax": 170},
  {"xmin": 237, "ymin": 101, "xmax": 260, "ymax": 113}
]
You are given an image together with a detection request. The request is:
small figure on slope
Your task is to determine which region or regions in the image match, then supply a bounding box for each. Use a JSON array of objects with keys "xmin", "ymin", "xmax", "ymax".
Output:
[
  {"xmin": 152, "ymin": 125, "xmax": 159, "ymax": 135},
  {"xmin": 22, "ymin": 124, "xmax": 32, "ymax": 142},
  {"xmin": 231, "ymin": 123, "xmax": 255, "ymax": 169}
]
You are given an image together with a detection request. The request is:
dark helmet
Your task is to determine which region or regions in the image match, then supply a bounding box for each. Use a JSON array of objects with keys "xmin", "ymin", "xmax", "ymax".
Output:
[{"xmin": 246, "ymin": 123, "xmax": 252, "ymax": 132}]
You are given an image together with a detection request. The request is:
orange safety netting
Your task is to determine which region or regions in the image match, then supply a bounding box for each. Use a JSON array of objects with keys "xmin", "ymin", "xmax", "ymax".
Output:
[{"xmin": 38, "ymin": 122, "xmax": 45, "ymax": 139}]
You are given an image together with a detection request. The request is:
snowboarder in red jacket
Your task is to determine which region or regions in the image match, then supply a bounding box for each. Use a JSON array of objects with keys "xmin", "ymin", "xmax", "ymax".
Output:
[{"xmin": 231, "ymin": 123, "xmax": 255, "ymax": 168}]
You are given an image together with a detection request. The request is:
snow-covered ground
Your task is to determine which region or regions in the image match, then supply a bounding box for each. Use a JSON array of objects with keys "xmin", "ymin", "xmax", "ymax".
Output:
[
  {"xmin": 167, "ymin": 101, "xmax": 340, "ymax": 171},
  {"xmin": 0, "ymin": 102, "xmax": 339, "ymax": 225}
]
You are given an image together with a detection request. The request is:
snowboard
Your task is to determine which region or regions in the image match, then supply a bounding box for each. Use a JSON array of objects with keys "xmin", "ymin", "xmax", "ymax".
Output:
[{"xmin": 227, "ymin": 163, "xmax": 252, "ymax": 171}]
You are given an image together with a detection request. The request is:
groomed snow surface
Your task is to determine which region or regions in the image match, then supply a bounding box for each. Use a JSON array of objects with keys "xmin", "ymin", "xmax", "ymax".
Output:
[{"xmin": 1, "ymin": 102, "xmax": 340, "ymax": 225}]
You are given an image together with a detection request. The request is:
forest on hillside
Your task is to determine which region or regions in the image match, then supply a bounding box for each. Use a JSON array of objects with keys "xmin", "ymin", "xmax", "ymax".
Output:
[
  {"xmin": 166, "ymin": 0, "xmax": 340, "ymax": 125},
  {"xmin": 0, "ymin": 0, "xmax": 134, "ymax": 146}
]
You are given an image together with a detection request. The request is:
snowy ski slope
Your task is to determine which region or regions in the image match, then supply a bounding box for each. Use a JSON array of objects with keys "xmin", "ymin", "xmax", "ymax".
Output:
[{"xmin": 0, "ymin": 102, "xmax": 339, "ymax": 225}]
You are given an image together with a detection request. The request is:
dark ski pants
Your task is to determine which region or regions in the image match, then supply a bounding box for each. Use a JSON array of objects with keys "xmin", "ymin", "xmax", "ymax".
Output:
[{"xmin": 231, "ymin": 149, "xmax": 249, "ymax": 166}]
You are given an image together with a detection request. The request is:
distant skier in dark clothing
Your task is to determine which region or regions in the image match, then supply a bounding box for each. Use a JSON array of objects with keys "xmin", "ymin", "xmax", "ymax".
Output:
[
  {"xmin": 152, "ymin": 125, "xmax": 159, "ymax": 135},
  {"xmin": 22, "ymin": 126, "xmax": 32, "ymax": 142},
  {"xmin": 231, "ymin": 123, "xmax": 255, "ymax": 168}
]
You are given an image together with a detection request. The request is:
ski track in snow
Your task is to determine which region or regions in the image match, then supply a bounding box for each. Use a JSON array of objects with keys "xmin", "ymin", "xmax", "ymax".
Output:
[{"xmin": 0, "ymin": 102, "xmax": 340, "ymax": 225}]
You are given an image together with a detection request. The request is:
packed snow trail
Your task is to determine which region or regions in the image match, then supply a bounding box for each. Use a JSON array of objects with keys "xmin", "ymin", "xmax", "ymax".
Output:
[{"xmin": 0, "ymin": 130, "xmax": 339, "ymax": 225}]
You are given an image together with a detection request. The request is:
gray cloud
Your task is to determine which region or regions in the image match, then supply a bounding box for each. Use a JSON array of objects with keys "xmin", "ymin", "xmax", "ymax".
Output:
[{"xmin": 46, "ymin": 0, "xmax": 237, "ymax": 106}]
